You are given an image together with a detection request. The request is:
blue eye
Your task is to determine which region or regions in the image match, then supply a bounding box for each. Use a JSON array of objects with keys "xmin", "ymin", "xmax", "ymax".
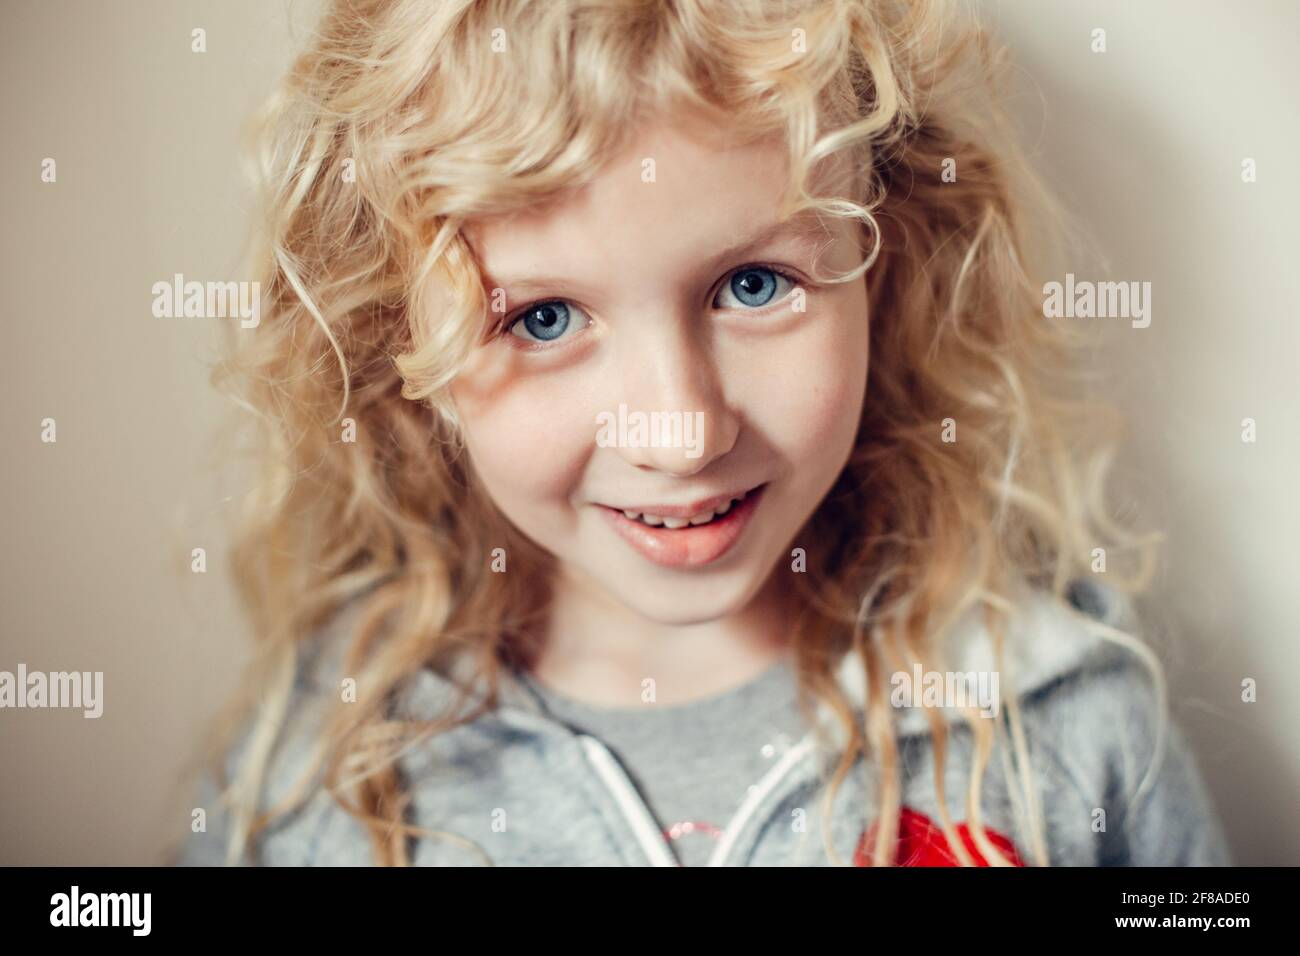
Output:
[
  {"xmin": 508, "ymin": 300, "xmax": 588, "ymax": 343},
  {"xmin": 714, "ymin": 266, "xmax": 795, "ymax": 309}
]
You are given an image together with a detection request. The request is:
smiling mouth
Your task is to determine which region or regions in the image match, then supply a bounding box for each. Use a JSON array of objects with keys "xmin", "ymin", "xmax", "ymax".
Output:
[
  {"xmin": 595, "ymin": 484, "xmax": 767, "ymax": 568},
  {"xmin": 616, "ymin": 488, "xmax": 755, "ymax": 529}
]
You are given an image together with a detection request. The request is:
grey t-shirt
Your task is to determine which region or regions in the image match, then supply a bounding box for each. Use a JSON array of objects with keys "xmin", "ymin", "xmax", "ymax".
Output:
[{"xmin": 512, "ymin": 655, "xmax": 809, "ymax": 866}]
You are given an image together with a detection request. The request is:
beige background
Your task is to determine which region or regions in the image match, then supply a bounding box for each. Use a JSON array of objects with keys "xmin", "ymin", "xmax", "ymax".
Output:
[{"xmin": 1, "ymin": 0, "xmax": 1296, "ymax": 864}]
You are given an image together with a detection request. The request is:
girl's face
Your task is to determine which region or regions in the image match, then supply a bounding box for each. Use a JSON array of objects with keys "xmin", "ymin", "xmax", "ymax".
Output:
[{"xmin": 450, "ymin": 116, "xmax": 869, "ymax": 626}]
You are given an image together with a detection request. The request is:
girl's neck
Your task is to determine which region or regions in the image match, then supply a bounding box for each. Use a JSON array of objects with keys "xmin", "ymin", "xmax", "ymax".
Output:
[{"xmin": 526, "ymin": 569, "xmax": 796, "ymax": 708}]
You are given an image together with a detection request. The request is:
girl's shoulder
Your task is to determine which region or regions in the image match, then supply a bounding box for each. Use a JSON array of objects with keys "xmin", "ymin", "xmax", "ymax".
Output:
[
  {"xmin": 173, "ymin": 599, "xmax": 371, "ymax": 866},
  {"xmin": 981, "ymin": 578, "xmax": 1230, "ymax": 865},
  {"xmin": 868, "ymin": 577, "xmax": 1230, "ymax": 865}
]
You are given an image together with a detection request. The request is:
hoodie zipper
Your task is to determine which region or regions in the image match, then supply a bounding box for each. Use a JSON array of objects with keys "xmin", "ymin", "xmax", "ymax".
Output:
[{"xmin": 577, "ymin": 730, "xmax": 819, "ymax": 867}]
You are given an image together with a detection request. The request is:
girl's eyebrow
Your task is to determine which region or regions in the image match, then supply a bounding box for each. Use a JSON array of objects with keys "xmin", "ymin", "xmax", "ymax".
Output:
[
  {"xmin": 702, "ymin": 211, "xmax": 835, "ymax": 275},
  {"xmin": 483, "ymin": 212, "xmax": 834, "ymax": 297}
]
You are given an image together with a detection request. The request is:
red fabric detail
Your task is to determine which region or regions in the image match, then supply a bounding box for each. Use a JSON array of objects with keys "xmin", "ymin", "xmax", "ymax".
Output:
[{"xmin": 853, "ymin": 807, "xmax": 1026, "ymax": 866}]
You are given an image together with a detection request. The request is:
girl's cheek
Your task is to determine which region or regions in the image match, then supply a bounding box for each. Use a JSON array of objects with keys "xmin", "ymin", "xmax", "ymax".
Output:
[
  {"xmin": 452, "ymin": 370, "xmax": 596, "ymax": 513},
  {"xmin": 726, "ymin": 303, "xmax": 868, "ymax": 459}
]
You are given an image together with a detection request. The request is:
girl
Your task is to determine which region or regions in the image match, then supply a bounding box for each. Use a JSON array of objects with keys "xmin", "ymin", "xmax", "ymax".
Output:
[{"xmin": 177, "ymin": 0, "xmax": 1229, "ymax": 866}]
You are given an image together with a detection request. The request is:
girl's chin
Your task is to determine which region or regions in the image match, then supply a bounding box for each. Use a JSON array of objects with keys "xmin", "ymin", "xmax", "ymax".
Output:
[{"xmin": 594, "ymin": 566, "xmax": 771, "ymax": 626}]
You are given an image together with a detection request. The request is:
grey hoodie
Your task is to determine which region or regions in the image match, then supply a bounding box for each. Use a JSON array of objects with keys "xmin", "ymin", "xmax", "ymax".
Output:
[{"xmin": 175, "ymin": 578, "xmax": 1231, "ymax": 866}]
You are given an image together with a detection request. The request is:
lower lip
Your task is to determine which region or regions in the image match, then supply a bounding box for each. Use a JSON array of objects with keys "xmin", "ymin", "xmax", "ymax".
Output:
[{"xmin": 597, "ymin": 486, "xmax": 766, "ymax": 569}]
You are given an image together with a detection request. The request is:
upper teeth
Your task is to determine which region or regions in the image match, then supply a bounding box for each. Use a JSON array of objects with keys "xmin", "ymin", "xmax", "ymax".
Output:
[{"xmin": 622, "ymin": 491, "xmax": 747, "ymax": 528}]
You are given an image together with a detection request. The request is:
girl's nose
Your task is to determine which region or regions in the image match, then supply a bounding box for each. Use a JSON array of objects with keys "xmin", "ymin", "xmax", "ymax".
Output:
[{"xmin": 607, "ymin": 319, "xmax": 739, "ymax": 477}]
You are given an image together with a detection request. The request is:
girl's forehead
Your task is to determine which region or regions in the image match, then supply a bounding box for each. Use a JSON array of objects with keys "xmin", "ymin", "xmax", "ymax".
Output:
[{"xmin": 462, "ymin": 117, "xmax": 851, "ymax": 267}]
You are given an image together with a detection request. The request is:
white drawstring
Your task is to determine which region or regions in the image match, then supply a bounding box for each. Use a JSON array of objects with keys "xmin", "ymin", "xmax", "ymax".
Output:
[
  {"xmin": 707, "ymin": 734, "xmax": 816, "ymax": 866},
  {"xmin": 579, "ymin": 729, "xmax": 820, "ymax": 866},
  {"xmin": 578, "ymin": 735, "xmax": 679, "ymax": 867}
]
